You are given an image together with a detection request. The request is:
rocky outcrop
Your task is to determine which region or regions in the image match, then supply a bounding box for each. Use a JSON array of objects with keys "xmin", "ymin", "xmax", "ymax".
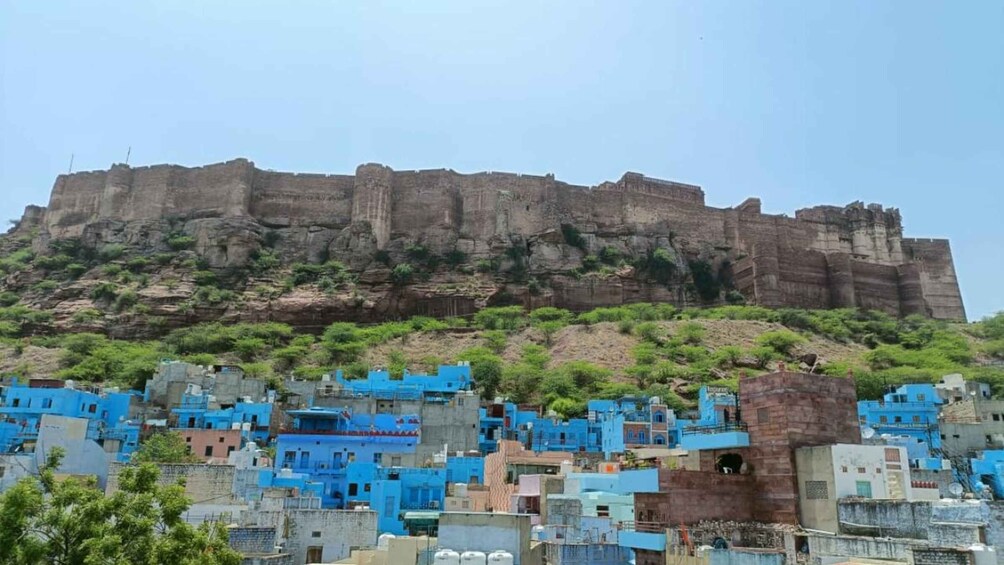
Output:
[{"xmin": 2, "ymin": 158, "xmax": 966, "ymax": 333}]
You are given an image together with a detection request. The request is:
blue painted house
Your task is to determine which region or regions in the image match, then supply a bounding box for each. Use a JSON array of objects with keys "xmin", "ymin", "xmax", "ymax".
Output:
[
  {"xmin": 0, "ymin": 378, "xmax": 141, "ymax": 461},
  {"xmin": 592, "ymin": 396, "xmax": 675, "ymax": 458},
  {"xmin": 970, "ymin": 450, "xmax": 1004, "ymax": 499},
  {"xmin": 333, "ymin": 364, "xmax": 474, "ymax": 397},
  {"xmin": 677, "ymin": 386, "xmax": 749, "ymax": 451},
  {"xmin": 274, "ymin": 407, "xmax": 421, "ymax": 508},
  {"xmin": 172, "ymin": 391, "xmax": 274, "ymax": 444},
  {"xmin": 858, "ymin": 384, "xmax": 943, "ymax": 451}
]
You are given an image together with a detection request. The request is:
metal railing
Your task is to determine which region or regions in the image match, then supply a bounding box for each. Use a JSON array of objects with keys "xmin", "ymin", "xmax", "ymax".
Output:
[
  {"xmin": 681, "ymin": 422, "xmax": 748, "ymax": 435},
  {"xmin": 618, "ymin": 521, "xmax": 668, "ymax": 533}
]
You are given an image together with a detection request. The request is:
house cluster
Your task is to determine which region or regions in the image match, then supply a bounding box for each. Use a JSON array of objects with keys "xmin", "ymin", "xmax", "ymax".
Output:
[{"xmin": 2, "ymin": 361, "xmax": 1003, "ymax": 565}]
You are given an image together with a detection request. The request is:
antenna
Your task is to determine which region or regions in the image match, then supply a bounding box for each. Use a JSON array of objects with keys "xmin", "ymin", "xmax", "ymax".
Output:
[
  {"xmin": 125, "ymin": 146, "xmax": 131, "ymax": 165},
  {"xmin": 67, "ymin": 153, "xmax": 74, "ymax": 174}
]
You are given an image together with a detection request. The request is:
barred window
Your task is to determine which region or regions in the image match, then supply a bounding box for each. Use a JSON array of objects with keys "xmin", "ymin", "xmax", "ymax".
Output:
[{"xmin": 805, "ymin": 480, "xmax": 829, "ymax": 500}]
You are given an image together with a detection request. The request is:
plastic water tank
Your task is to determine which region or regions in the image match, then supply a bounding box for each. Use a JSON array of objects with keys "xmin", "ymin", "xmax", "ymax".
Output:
[
  {"xmin": 454, "ymin": 483, "xmax": 468, "ymax": 497},
  {"xmin": 461, "ymin": 551, "xmax": 487, "ymax": 565},
  {"xmin": 971, "ymin": 545, "xmax": 996, "ymax": 565},
  {"xmin": 487, "ymin": 550, "xmax": 514, "ymax": 565},
  {"xmin": 435, "ymin": 550, "xmax": 461, "ymax": 565},
  {"xmin": 531, "ymin": 525, "xmax": 545, "ymax": 541},
  {"xmin": 377, "ymin": 533, "xmax": 396, "ymax": 549}
]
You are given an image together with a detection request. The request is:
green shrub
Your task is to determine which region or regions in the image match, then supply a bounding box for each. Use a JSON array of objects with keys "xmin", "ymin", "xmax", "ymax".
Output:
[
  {"xmin": 102, "ymin": 264, "xmax": 123, "ymax": 277},
  {"xmin": 688, "ymin": 259, "xmax": 721, "ymax": 301},
  {"xmin": 483, "ymin": 330, "xmax": 508, "ymax": 354},
  {"xmin": 549, "ymin": 397, "xmax": 588, "ymax": 420},
  {"xmin": 65, "ymin": 263, "xmax": 88, "ymax": 278},
  {"xmin": 756, "ymin": 329, "xmax": 806, "ymax": 356},
  {"xmin": 599, "ymin": 246, "xmax": 621, "ymax": 265},
  {"xmin": 71, "ymin": 308, "xmax": 103, "ymax": 324},
  {"xmin": 749, "ymin": 346, "xmax": 777, "ymax": 368},
  {"xmin": 618, "ymin": 319, "xmax": 636, "ymax": 334},
  {"xmin": 581, "ymin": 255, "xmax": 600, "ymax": 271},
  {"xmin": 474, "ymin": 306, "xmax": 527, "ymax": 332},
  {"xmin": 166, "ymin": 234, "xmax": 196, "ymax": 251},
  {"xmin": 32, "ymin": 280, "xmax": 58, "ymax": 294},
  {"xmin": 634, "ymin": 322, "xmax": 664, "ymax": 343},
  {"xmin": 90, "ymin": 282, "xmax": 118, "ymax": 302},
  {"xmin": 34, "ymin": 254, "xmax": 72, "ymax": 271},
  {"xmin": 153, "ymin": 252, "xmax": 176, "ymax": 265},
  {"xmin": 97, "ymin": 244, "xmax": 126, "ymax": 262},
  {"xmin": 476, "ymin": 259, "xmax": 496, "ymax": 273},
  {"xmin": 0, "ymin": 292, "xmax": 19, "ymax": 307},
  {"xmin": 678, "ymin": 322, "xmax": 706, "ymax": 345},
  {"xmin": 235, "ymin": 337, "xmax": 267, "ymax": 361},
  {"xmin": 713, "ymin": 345, "xmax": 743, "ymax": 368},
  {"xmin": 391, "ymin": 263, "xmax": 414, "ymax": 285},
  {"xmin": 456, "ymin": 346, "xmax": 504, "ymax": 400},
  {"xmin": 725, "ymin": 290, "xmax": 746, "ymax": 304},
  {"xmin": 445, "ymin": 248, "xmax": 467, "ymax": 268},
  {"xmin": 530, "ymin": 307, "xmax": 573, "ymax": 325},
  {"xmin": 560, "ymin": 224, "xmax": 586, "ymax": 249},
  {"xmin": 192, "ymin": 270, "xmax": 217, "ymax": 286},
  {"xmin": 113, "ymin": 290, "xmax": 138, "ymax": 312}
]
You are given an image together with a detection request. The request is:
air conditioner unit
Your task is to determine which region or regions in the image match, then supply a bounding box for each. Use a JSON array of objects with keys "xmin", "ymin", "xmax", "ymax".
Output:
[{"xmin": 428, "ymin": 500, "xmax": 440, "ymax": 509}]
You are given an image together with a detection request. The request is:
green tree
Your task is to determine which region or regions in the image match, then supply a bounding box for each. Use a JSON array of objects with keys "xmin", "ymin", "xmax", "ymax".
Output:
[
  {"xmin": 0, "ymin": 447, "xmax": 240, "ymax": 565},
  {"xmin": 132, "ymin": 432, "xmax": 201, "ymax": 464},
  {"xmin": 756, "ymin": 329, "xmax": 806, "ymax": 357}
]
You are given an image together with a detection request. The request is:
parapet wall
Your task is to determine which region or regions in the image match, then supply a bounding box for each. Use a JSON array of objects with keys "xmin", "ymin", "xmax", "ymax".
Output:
[{"xmin": 30, "ymin": 158, "xmax": 966, "ymax": 320}]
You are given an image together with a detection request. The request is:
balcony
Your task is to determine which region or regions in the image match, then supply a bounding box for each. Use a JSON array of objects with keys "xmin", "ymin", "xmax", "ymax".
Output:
[
  {"xmin": 617, "ymin": 522, "xmax": 667, "ymax": 551},
  {"xmin": 680, "ymin": 422, "xmax": 749, "ymax": 450}
]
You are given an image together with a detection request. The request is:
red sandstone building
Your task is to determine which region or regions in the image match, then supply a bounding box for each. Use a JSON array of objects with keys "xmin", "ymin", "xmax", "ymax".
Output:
[
  {"xmin": 178, "ymin": 428, "xmax": 242, "ymax": 463},
  {"xmin": 626, "ymin": 370, "xmax": 861, "ymax": 565}
]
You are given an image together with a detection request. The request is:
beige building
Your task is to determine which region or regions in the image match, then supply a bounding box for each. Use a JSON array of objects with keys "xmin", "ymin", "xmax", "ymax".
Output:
[{"xmin": 796, "ymin": 444, "xmax": 913, "ymax": 533}]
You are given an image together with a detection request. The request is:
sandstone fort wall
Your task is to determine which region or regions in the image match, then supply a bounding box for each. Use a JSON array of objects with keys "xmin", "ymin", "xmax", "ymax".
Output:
[{"xmin": 33, "ymin": 159, "xmax": 965, "ymax": 320}]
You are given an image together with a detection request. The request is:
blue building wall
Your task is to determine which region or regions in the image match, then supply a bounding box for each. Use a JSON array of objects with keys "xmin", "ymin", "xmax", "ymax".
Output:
[
  {"xmin": 172, "ymin": 393, "xmax": 273, "ymax": 443},
  {"xmin": 970, "ymin": 450, "xmax": 1004, "ymax": 498},
  {"xmin": 858, "ymin": 384, "xmax": 943, "ymax": 451},
  {"xmin": 0, "ymin": 380, "xmax": 140, "ymax": 461},
  {"xmin": 334, "ymin": 364, "xmax": 473, "ymax": 397}
]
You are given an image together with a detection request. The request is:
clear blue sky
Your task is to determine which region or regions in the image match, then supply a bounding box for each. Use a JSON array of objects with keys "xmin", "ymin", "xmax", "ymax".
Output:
[{"xmin": 2, "ymin": 1, "xmax": 1001, "ymax": 320}]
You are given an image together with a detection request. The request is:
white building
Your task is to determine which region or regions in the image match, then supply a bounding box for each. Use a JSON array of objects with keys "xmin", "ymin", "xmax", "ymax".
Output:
[{"xmin": 795, "ymin": 444, "xmax": 915, "ymax": 533}]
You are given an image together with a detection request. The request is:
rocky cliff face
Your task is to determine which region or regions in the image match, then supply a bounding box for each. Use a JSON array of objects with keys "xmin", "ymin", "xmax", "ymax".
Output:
[{"xmin": 1, "ymin": 159, "xmax": 966, "ymax": 336}]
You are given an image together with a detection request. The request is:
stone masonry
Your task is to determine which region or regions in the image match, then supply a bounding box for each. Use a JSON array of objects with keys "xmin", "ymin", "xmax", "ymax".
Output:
[{"xmin": 18, "ymin": 159, "xmax": 966, "ymax": 320}]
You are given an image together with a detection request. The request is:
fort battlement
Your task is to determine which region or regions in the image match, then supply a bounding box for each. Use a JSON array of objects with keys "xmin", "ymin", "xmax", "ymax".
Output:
[{"xmin": 23, "ymin": 158, "xmax": 966, "ymax": 321}]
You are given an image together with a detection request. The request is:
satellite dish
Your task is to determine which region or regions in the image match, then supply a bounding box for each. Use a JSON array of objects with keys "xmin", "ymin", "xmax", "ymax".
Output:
[
  {"xmin": 949, "ymin": 483, "xmax": 964, "ymax": 497},
  {"xmin": 861, "ymin": 426, "xmax": 876, "ymax": 439}
]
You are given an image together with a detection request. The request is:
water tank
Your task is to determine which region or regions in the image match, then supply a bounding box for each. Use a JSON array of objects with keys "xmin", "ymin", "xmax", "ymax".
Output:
[
  {"xmin": 971, "ymin": 545, "xmax": 996, "ymax": 565},
  {"xmin": 278, "ymin": 468, "xmax": 293, "ymax": 478},
  {"xmin": 461, "ymin": 551, "xmax": 487, "ymax": 565},
  {"xmin": 531, "ymin": 525, "xmax": 545, "ymax": 541},
  {"xmin": 435, "ymin": 550, "xmax": 461, "ymax": 565},
  {"xmin": 454, "ymin": 483, "xmax": 468, "ymax": 497},
  {"xmin": 488, "ymin": 550, "xmax": 514, "ymax": 565},
  {"xmin": 377, "ymin": 533, "xmax": 396, "ymax": 549}
]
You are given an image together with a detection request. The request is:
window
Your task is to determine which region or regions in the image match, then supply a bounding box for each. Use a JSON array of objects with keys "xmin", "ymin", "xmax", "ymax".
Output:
[
  {"xmin": 885, "ymin": 448, "xmax": 901, "ymax": 462},
  {"xmin": 857, "ymin": 467, "xmax": 866, "ymax": 474},
  {"xmin": 880, "ymin": 416, "xmax": 888, "ymax": 424},
  {"xmin": 348, "ymin": 483, "xmax": 358, "ymax": 496},
  {"xmin": 12, "ymin": 398, "xmax": 19, "ymax": 407},
  {"xmin": 994, "ymin": 414, "xmax": 1001, "ymax": 422},
  {"xmin": 301, "ymin": 452, "xmax": 310, "ymax": 467},
  {"xmin": 0, "ymin": 466, "xmax": 5, "ymax": 478},
  {"xmin": 756, "ymin": 408, "xmax": 768, "ymax": 424},
  {"xmin": 204, "ymin": 446, "xmax": 213, "ymax": 457},
  {"xmin": 462, "ymin": 500, "xmax": 469, "ymax": 509},
  {"xmin": 655, "ymin": 436, "xmax": 665, "ymax": 445},
  {"xmin": 219, "ymin": 436, "xmax": 226, "ymax": 443},
  {"xmin": 457, "ymin": 398, "xmax": 464, "ymax": 406},
  {"xmin": 88, "ymin": 404, "xmax": 96, "ymax": 414},
  {"xmin": 364, "ymin": 483, "xmax": 371, "ymax": 492},
  {"xmin": 373, "ymin": 453, "xmax": 381, "ymax": 463},
  {"xmin": 311, "ymin": 531, "xmax": 321, "ymax": 538},
  {"xmin": 841, "ymin": 466, "xmax": 848, "ymax": 473},
  {"xmin": 227, "ymin": 446, "xmax": 236, "ymax": 454},
  {"xmin": 42, "ymin": 398, "xmax": 52, "ymax": 409},
  {"xmin": 805, "ymin": 481, "xmax": 828, "ymax": 500},
  {"xmin": 987, "ymin": 435, "xmax": 993, "ymax": 444},
  {"xmin": 894, "ymin": 416, "xmax": 902, "ymax": 423},
  {"xmin": 597, "ymin": 505, "xmax": 610, "ymax": 517},
  {"xmin": 185, "ymin": 436, "xmax": 192, "ymax": 443},
  {"xmin": 855, "ymin": 481, "xmax": 873, "ymax": 497},
  {"xmin": 655, "ymin": 413, "xmax": 665, "ymax": 423},
  {"xmin": 912, "ymin": 415, "xmax": 921, "ymax": 423}
]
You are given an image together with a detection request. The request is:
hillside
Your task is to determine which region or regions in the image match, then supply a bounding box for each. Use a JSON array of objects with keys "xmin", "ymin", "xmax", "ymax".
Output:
[{"xmin": 2, "ymin": 294, "xmax": 1002, "ymax": 417}]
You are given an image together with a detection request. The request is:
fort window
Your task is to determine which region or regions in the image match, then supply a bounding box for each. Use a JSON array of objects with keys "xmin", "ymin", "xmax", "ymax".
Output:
[
  {"xmin": 185, "ymin": 436, "xmax": 192, "ymax": 442},
  {"xmin": 716, "ymin": 453, "xmax": 743, "ymax": 474},
  {"xmin": 219, "ymin": 436, "xmax": 225, "ymax": 443},
  {"xmin": 204, "ymin": 446, "xmax": 213, "ymax": 457}
]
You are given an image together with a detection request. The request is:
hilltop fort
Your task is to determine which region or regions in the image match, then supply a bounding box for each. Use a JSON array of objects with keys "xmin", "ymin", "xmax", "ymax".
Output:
[{"xmin": 8, "ymin": 158, "xmax": 965, "ymax": 331}]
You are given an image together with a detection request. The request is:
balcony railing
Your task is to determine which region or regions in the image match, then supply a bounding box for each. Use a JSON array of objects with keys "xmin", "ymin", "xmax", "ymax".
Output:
[
  {"xmin": 617, "ymin": 521, "xmax": 668, "ymax": 533},
  {"xmin": 279, "ymin": 429, "xmax": 420, "ymax": 437},
  {"xmin": 681, "ymin": 422, "xmax": 748, "ymax": 435}
]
